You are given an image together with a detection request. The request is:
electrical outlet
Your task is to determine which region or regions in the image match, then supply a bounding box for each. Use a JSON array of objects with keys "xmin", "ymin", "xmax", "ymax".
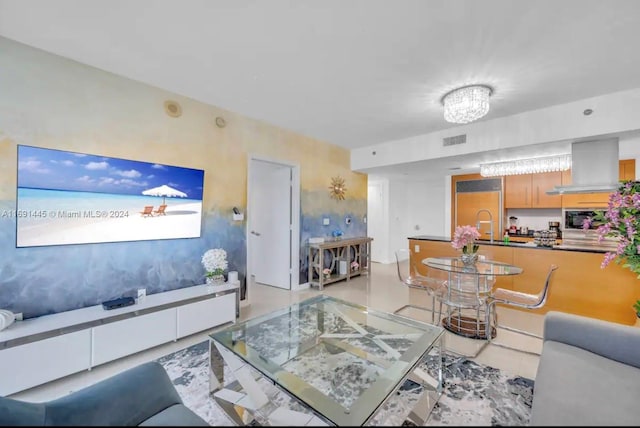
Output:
[
  {"xmin": 323, "ymin": 218, "xmax": 330, "ymax": 226},
  {"xmin": 14, "ymin": 312, "xmax": 23, "ymax": 321},
  {"xmin": 414, "ymin": 245, "xmax": 420, "ymax": 253}
]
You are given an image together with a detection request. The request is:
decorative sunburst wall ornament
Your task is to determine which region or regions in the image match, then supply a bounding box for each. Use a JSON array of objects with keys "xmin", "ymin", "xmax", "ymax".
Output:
[{"xmin": 329, "ymin": 176, "xmax": 347, "ymax": 200}]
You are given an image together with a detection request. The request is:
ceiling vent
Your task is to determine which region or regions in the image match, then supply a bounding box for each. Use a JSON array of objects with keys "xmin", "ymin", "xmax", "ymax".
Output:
[{"xmin": 443, "ymin": 134, "xmax": 466, "ymax": 147}]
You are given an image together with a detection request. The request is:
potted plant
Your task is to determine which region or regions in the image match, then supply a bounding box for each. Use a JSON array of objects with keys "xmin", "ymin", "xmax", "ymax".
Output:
[
  {"xmin": 583, "ymin": 180, "xmax": 640, "ymax": 317},
  {"xmin": 202, "ymin": 248, "xmax": 228, "ymax": 285}
]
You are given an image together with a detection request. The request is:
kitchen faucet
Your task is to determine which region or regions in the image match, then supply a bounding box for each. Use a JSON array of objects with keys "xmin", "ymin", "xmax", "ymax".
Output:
[{"xmin": 475, "ymin": 209, "xmax": 494, "ymax": 243}]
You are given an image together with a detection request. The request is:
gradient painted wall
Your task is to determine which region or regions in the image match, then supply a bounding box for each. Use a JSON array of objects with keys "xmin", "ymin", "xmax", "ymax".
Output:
[{"xmin": 0, "ymin": 37, "xmax": 367, "ymax": 318}]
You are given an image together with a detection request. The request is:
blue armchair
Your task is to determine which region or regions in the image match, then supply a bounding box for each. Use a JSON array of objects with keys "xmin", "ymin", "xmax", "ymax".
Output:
[{"xmin": 0, "ymin": 361, "xmax": 209, "ymax": 426}]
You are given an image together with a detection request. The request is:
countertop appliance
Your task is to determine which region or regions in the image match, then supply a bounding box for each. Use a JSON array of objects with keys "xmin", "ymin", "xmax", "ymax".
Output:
[
  {"xmin": 563, "ymin": 209, "xmax": 601, "ymax": 230},
  {"xmin": 558, "ymin": 208, "xmax": 618, "ymax": 251}
]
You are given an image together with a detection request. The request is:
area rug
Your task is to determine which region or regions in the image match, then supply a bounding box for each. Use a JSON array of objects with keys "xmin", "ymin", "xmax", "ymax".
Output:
[{"xmin": 156, "ymin": 341, "xmax": 533, "ymax": 426}]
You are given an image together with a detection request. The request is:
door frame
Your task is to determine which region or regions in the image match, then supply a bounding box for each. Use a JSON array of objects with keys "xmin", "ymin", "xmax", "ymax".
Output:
[
  {"xmin": 367, "ymin": 178, "xmax": 389, "ymax": 264},
  {"xmin": 246, "ymin": 154, "xmax": 300, "ymax": 293}
]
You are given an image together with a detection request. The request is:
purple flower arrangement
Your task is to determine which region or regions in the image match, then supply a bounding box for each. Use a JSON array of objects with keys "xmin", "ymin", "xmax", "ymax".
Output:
[
  {"xmin": 583, "ymin": 180, "xmax": 640, "ymax": 277},
  {"xmin": 452, "ymin": 225, "xmax": 481, "ymax": 254}
]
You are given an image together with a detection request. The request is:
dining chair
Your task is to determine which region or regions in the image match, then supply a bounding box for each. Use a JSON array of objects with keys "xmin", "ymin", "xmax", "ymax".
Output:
[
  {"xmin": 394, "ymin": 249, "xmax": 446, "ymax": 324},
  {"xmin": 484, "ymin": 264, "xmax": 558, "ymax": 355},
  {"xmin": 439, "ymin": 271, "xmax": 495, "ymax": 339}
]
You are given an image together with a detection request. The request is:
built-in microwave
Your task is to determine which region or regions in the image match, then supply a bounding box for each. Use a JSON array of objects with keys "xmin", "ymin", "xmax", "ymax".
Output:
[{"xmin": 563, "ymin": 209, "xmax": 604, "ymax": 230}]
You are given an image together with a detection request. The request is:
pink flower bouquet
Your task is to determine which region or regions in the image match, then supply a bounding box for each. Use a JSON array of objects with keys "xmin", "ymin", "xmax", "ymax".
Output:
[{"xmin": 452, "ymin": 225, "xmax": 481, "ymax": 254}]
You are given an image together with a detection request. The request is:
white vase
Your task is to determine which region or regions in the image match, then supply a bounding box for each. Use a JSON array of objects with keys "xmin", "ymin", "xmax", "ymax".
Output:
[
  {"xmin": 0, "ymin": 310, "xmax": 15, "ymax": 331},
  {"xmin": 206, "ymin": 274, "xmax": 225, "ymax": 286}
]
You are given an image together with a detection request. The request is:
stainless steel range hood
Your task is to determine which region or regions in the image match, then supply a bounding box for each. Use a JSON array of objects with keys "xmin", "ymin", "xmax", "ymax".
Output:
[{"xmin": 546, "ymin": 138, "xmax": 619, "ymax": 195}]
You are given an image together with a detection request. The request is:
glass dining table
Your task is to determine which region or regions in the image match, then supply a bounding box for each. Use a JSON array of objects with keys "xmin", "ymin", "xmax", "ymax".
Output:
[{"xmin": 422, "ymin": 256, "xmax": 523, "ymax": 341}]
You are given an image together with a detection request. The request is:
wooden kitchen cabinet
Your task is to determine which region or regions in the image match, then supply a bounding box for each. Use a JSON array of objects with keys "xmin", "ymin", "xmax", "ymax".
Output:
[
  {"xmin": 504, "ymin": 171, "xmax": 562, "ymax": 208},
  {"xmin": 504, "ymin": 174, "xmax": 531, "ymax": 208},
  {"xmin": 561, "ymin": 159, "xmax": 635, "ymax": 208},
  {"xmin": 619, "ymin": 159, "xmax": 636, "ymax": 181},
  {"xmin": 532, "ymin": 171, "xmax": 563, "ymax": 207},
  {"xmin": 410, "ymin": 238, "xmax": 640, "ymax": 325}
]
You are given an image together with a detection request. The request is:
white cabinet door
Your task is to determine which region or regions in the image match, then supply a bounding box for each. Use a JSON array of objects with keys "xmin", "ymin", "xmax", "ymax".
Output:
[
  {"xmin": 0, "ymin": 329, "xmax": 91, "ymax": 396},
  {"xmin": 176, "ymin": 293, "xmax": 235, "ymax": 338},
  {"xmin": 91, "ymin": 308, "xmax": 177, "ymax": 366}
]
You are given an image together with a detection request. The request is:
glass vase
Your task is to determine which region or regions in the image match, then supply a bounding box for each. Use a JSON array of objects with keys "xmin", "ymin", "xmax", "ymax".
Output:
[
  {"xmin": 460, "ymin": 252, "xmax": 479, "ymax": 266},
  {"xmin": 206, "ymin": 274, "xmax": 226, "ymax": 286}
]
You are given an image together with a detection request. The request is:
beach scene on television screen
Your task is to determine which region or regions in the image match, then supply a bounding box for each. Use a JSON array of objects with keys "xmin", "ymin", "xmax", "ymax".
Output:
[{"xmin": 16, "ymin": 145, "xmax": 204, "ymax": 247}]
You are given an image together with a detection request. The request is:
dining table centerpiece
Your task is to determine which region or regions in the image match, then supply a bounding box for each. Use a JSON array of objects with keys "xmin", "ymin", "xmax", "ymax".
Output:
[
  {"xmin": 452, "ymin": 224, "xmax": 481, "ymax": 265},
  {"xmin": 583, "ymin": 180, "xmax": 640, "ymax": 315}
]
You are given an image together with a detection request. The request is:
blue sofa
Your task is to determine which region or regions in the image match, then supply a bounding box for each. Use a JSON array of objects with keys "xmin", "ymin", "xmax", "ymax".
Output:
[
  {"xmin": 531, "ymin": 311, "xmax": 640, "ymax": 425},
  {"xmin": 0, "ymin": 361, "xmax": 209, "ymax": 426}
]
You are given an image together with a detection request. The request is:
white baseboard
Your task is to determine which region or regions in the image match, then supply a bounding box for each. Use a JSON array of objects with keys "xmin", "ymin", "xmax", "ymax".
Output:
[{"xmin": 292, "ymin": 282, "xmax": 310, "ymax": 291}]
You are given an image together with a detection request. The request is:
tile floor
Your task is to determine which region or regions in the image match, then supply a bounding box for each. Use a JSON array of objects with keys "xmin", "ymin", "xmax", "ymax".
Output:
[{"xmin": 10, "ymin": 261, "xmax": 545, "ymax": 404}]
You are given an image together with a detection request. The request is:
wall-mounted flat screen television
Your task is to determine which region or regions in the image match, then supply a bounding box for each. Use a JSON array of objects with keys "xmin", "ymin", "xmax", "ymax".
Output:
[{"xmin": 16, "ymin": 145, "xmax": 205, "ymax": 247}]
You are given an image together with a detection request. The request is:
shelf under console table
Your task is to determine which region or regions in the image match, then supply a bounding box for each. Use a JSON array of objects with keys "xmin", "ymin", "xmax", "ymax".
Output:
[
  {"xmin": 0, "ymin": 282, "xmax": 239, "ymax": 396},
  {"xmin": 307, "ymin": 236, "xmax": 373, "ymax": 290}
]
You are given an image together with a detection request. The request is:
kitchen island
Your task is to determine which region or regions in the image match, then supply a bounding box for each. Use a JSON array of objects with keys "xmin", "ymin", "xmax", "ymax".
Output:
[{"xmin": 409, "ymin": 236, "xmax": 640, "ymax": 325}]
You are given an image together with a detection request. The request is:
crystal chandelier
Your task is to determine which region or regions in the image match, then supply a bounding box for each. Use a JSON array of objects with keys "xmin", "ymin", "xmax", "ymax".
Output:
[
  {"xmin": 480, "ymin": 154, "xmax": 572, "ymax": 177},
  {"xmin": 442, "ymin": 85, "xmax": 492, "ymax": 124}
]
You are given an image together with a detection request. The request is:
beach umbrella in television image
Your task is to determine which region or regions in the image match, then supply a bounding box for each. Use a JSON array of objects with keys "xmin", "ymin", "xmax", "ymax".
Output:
[{"xmin": 142, "ymin": 184, "xmax": 187, "ymax": 205}]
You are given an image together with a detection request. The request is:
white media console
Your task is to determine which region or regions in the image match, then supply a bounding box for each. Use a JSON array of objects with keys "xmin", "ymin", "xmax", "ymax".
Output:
[{"xmin": 0, "ymin": 282, "xmax": 239, "ymax": 396}]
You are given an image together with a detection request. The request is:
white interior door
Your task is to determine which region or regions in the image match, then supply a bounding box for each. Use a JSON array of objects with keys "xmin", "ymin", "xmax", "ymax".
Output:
[
  {"xmin": 249, "ymin": 160, "xmax": 292, "ymax": 289},
  {"xmin": 367, "ymin": 180, "xmax": 388, "ymax": 263}
]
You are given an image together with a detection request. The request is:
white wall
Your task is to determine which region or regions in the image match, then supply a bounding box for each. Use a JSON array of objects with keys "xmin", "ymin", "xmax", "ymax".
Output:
[
  {"xmin": 352, "ymin": 88, "xmax": 640, "ymax": 171},
  {"xmin": 505, "ymin": 208, "xmax": 563, "ymax": 232},
  {"xmin": 368, "ymin": 175, "xmax": 448, "ymax": 264},
  {"xmin": 406, "ymin": 176, "xmax": 447, "ymax": 237}
]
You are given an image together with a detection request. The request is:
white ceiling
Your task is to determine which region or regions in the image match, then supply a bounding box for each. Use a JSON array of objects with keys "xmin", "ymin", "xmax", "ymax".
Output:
[{"xmin": 1, "ymin": 0, "xmax": 640, "ymax": 155}]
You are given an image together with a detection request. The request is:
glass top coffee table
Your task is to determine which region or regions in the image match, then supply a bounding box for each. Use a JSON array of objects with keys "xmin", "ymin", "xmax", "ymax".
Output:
[{"xmin": 209, "ymin": 294, "xmax": 444, "ymax": 426}]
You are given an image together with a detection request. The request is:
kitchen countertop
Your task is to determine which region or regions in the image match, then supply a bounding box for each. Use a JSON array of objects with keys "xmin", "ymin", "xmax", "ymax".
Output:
[{"xmin": 408, "ymin": 235, "xmax": 608, "ymax": 253}]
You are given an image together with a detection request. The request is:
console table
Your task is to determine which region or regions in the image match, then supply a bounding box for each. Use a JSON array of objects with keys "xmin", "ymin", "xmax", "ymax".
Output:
[
  {"xmin": 307, "ymin": 236, "xmax": 373, "ymax": 290},
  {"xmin": 0, "ymin": 282, "xmax": 239, "ymax": 396}
]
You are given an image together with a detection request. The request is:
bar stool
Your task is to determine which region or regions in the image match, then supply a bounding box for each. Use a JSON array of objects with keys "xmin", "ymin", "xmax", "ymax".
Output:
[
  {"xmin": 394, "ymin": 249, "xmax": 446, "ymax": 324},
  {"xmin": 485, "ymin": 265, "xmax": 558, "ymax": 354}
]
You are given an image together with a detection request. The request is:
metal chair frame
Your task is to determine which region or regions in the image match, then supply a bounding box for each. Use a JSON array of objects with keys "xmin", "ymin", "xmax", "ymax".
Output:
[
  {"xmin": 433, "ymin": 271, "xmax": 496, "ymax": 359},
  {"xmin": 484, "ymin": 265, "xmax": 558, "ymax": 355},
  {"xmin": 394, "ymin": 249, "xmax": 445, "ymax": 324}
]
